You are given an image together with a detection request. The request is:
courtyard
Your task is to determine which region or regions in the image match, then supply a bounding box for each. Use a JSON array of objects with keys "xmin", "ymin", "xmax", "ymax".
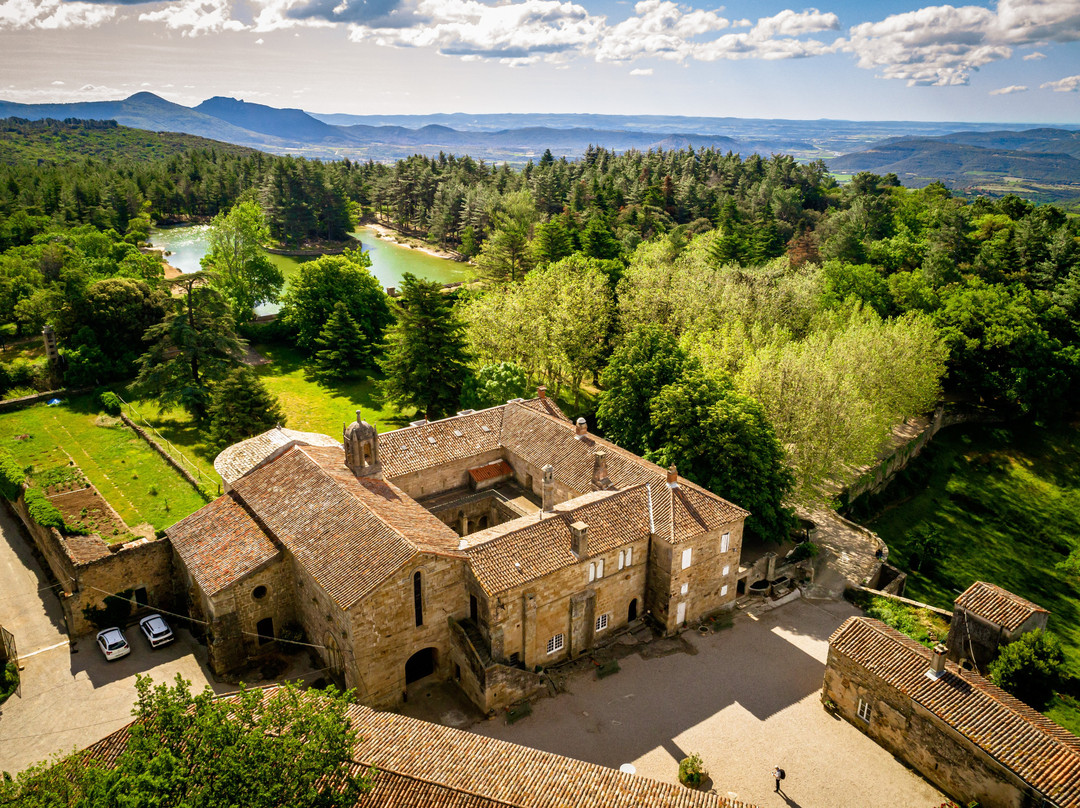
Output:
[{"xmin": 470, "ymin": 596, "xmax": 946, "ymax": 808}]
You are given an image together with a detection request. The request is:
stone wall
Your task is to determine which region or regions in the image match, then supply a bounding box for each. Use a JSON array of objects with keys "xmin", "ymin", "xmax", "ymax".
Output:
[
  {"xmin": 448, "ymin": 617, "xmax": 546, "ymax": 713},
  {"xmin": 823, "ymin": 646, "xmax": 1043, "ymax": 808},
  {"xmin": 486, "ymin": 535, "xmax": 649, "ymax": 671},
  {"xmin": 648, "ymin": 520, "xmax": 742, "ymax": 634},
  {"xmin": 945, "ymin": 608, "xmax": 1047, "ymax": 671},
  {"xmin": 389, "ymin": 449, "xmax": 504, "ymax": 500},
  {"xmin": 346, "ymin": 553, "xmax": 467, "ymax": 707}
]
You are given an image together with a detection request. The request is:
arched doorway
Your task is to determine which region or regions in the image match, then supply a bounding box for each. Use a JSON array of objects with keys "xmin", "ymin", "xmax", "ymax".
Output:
[
  {"xmin": 628, "ymin": 598, "xmax": 638, "ymax": 622},
  {"xmin": 405, "ymin": 647, "xmax": 437, "ymax": 684}
]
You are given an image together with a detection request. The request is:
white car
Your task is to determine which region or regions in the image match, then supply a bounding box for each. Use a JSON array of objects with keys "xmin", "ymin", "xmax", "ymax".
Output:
[
  {"xmin": 96, "ymin": 627, "xmax": 131, "ymax": 661},
  {"xmin": 139, "ymin": 614, "xmax": 174, "ymax": 648}
]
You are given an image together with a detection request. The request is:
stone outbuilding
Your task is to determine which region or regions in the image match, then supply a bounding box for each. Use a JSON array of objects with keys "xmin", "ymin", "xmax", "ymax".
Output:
[
  {"xmin": 167, "ymin": 393, "xmax": 749, "ymax": 713},
  {"xmin": 947, "ymin": 581, "xmax": 1050, "ymax": 672},
  {"xmin": 824, "ymin": 616, "xmax": 1080, "ymax": 808}
]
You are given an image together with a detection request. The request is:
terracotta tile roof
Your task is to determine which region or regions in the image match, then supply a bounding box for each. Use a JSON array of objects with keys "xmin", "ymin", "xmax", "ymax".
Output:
[
  {"xmin": 380, "ymin": 407, "xmax": 504, "ymax": 478},
  {"xmin": 166, "ymin": 493, "xmax": 281, "ymax": 597},
  {"xmin": 76, "ymin": 690, "xmax": 750, "ymax": 808},
  {"xmin": 954, "ymin": 581, "xmax": 1049, "ymax": 631},
  {"xmin": 517, "ymin": 395, "xmax": 569, "ymax": 421},
  {"xmin": 465, "ymin": 486, "xmax": 653, "ymax": 595},
  {"xmin": 829, "ymin": 617, "xmax": 1080, "ymax": 807},
  {"xmin": 347, "ymin": 704, "xmax": 746, "ymax": 808},
  {"xmin": 467, "ymin": 460, "xmax": 513, "ymax": 483},
  {"xmin": 214, "ymin": 426, "xmax": 342, "ymax": 485},
  {"xmin": 65, "ymin": 533, "xmax": 113, "ymax": 565},
  {"xmin": 230, "ymin": 446, "xmax": 460, "ymax": 609}
]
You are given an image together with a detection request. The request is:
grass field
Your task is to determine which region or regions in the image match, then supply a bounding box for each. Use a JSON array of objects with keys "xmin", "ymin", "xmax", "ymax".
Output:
[
  {"xmin": 859, "ymin": 419, "xmax": 1080, "ymax": 732},
  {"xmin": 0, "ymin": 397, "xmax": 208, "ymax": 532}
]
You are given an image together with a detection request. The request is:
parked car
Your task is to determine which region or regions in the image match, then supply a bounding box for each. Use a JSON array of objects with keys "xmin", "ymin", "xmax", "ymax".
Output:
[
  {"xmin": 96, "ymin": 627, "xmax": 130, "ymax": 661},
  {"xmin": 139, "ymin": 614, "xmax": 174, "ymax": 648}
]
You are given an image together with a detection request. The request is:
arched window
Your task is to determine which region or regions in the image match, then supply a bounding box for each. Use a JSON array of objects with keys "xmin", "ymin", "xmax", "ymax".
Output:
[{"xmin": 413, "ymin": 571, "xmax": 423, "ymax": 627}]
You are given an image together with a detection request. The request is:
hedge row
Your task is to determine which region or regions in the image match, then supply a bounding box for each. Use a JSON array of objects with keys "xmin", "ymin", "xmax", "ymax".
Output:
[
  {"xmin": 0, "ymin": 447, "xmax": 24, "ymax": 501},
  {"xmin": 23, "ymin": 486, "xmax": 65, "ymax": 531}
]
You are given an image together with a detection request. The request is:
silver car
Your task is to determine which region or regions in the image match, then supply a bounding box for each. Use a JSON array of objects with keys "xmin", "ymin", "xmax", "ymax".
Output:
[
  {"xmin": 96, "ymin": 627, "xmax": 131, "ymax": 661},
  {"xmin": 139, "ymin": 614, "xmax": 174, "ymax": 648}
]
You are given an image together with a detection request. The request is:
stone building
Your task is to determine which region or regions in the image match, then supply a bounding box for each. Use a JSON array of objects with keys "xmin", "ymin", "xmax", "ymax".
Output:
[
  {"xmin": 167, "ymin": 391, "xmax": 748, "ymax": 712},
  {"xmin": 824, "ymin": 616, "xmax": 1080, "ymax": 808},
  {"xmin": 947, "ymin": 581, "xmax": 1050, "ymax": 672}
]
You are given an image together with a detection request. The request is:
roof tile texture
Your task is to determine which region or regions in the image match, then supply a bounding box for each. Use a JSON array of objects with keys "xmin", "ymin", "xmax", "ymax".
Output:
[
  {"xmin": 954, "ymin": 581, "xmax": 1049, "ymax": 631},
  {"xmin": 830, "ymin": 617, "xmax": 1080, "ymax": 807},
  {"xmin": 214, "ymin": 427, "xmax": 342, "ymax": 485}
]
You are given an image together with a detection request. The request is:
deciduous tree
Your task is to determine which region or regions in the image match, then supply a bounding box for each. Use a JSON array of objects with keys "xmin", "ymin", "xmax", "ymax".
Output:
[{"xmin": 202, "ymin": 200, "xmax": 283, "ymax": 321}]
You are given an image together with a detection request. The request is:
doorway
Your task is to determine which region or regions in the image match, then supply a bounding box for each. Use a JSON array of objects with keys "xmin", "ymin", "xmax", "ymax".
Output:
[
  {"xmin": 405, "ymin": 647, "xmax": 437, "ymax": 684},
  {"xmin": 628, "ymin": 598, "xmax": 638, "ymax": 622},
  {"xmin": 469, "ymin": 595, "xmax": 478, "ymax": 623}
]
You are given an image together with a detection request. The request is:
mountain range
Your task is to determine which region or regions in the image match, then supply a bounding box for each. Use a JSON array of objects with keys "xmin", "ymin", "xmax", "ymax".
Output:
[{"xmin": 1, "ymin": 92, "xmax": 1078, "ymax": 200}]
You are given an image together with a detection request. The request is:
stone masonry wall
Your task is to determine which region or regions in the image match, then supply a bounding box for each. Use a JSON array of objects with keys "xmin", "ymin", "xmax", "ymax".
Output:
[
  {"xmin": 389, "ymin": 449, "xmax": 505, "ymax": 500},
  {"xmin": 823, "ymin": 647, "xmax": 1041, "ymax": 808}
]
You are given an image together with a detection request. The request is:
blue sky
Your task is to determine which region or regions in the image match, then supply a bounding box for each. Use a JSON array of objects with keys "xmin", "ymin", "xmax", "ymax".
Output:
[{"xmin": 0, "ymin": 0, "xmax": 1078, "ymax": 121}]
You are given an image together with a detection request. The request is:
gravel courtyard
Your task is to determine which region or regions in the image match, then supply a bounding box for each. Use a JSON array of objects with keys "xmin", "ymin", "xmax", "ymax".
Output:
[{"xmin": 472, "ymin": 597, "xmax": 945, "ymax": 808}]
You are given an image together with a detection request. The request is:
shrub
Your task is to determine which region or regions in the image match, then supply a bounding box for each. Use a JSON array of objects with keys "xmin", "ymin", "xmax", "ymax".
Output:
[
  {"xmin": 789, "ymin": 541, "xmax": 819, "ymax": 563},
  {"xmin": 988, "ymin": 629, "xmax": 1066, "ymax": 709},
  {"xmin": 99, "ymin": 390, "xmax": 122, "ymax": 416},
  {"xmin": 0, "ymin": 448, "xmax": 25, "ymax": 501},
  {"xmin": 678, "ymin": 754, "xmax": 706, "ymax": 788},
  {"xmin": 23, "ymin": 487, "xmax": 65, "ymax": 531},
  {"xmin": 0, "ymin": 661, "xmax": 19, "ymax": 706}
]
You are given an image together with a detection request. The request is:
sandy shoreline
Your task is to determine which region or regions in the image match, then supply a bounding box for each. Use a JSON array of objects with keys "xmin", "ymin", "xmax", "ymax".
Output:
[{"xmin": 360, "ymin": 222, "xmax": 464, "ymax": 262}]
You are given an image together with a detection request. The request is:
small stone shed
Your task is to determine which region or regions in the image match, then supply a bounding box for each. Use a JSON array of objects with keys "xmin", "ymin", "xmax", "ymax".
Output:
[
  {"xmin": 946, "ymin": 581, "xmax": 1050, "ymax": 672},
  {"xmin": 824, "ymin": 616, "xmax": 1080, "ymax": 808}
]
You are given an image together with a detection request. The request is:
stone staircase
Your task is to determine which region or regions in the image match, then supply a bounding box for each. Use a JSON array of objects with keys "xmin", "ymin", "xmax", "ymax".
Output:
[{"xmin": 458, "ymin": 618, "xmax": 493, "ymax": 666}]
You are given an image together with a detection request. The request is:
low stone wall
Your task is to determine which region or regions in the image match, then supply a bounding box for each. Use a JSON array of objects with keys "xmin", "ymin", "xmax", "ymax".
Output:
[
  {"xmin": 0, "ymin": 387, "xmax": 94, "ymax": 413},
  {"xmin": 119, "ymin": 413, "xmax": 214, "ymax": 500}
]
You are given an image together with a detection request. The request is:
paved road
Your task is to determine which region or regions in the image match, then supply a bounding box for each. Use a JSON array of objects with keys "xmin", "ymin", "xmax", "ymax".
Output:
[
  {"xmin": 0, "ymin": 503, "xmax": 224, "ymax": 775},
  {"xmin": 472, "ymin": 597, "xmax": 946, "ymax": 808}
]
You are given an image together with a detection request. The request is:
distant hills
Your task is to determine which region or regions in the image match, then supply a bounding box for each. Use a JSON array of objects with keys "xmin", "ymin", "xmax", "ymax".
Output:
[{"xmin": 0, "ymin": 92, "xmax": 1078, "ymax": 202}]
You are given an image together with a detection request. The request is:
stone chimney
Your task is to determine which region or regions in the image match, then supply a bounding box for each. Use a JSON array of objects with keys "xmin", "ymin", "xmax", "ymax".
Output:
[
  {"xmin": 542, "ymin": 464, "xmax": 555, "ymax": 514},
  {"xmin": 537, "ymin": 385, "xmax": 547, "ymax": 399},
  {"xmin": 575, "ymin": 417, "xmax": 587, "ymax": 439},
  {"xmin": 570, "ymin": 521, "xmax": 589, "ymax": 558},
  {"xmin": 591, "ymin": 450, "xmax": 611, "ymax": 491},
  {"xmin": 927, "ymin": 643, "xmax": 948, "ymax": 680},
  {"xmin": 667, "ymin": 465, "xmax": 679, "ymax": 488}
]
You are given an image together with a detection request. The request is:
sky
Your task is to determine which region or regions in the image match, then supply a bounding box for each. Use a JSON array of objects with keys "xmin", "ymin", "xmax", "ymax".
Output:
[{"xmin": 0, "ymin": 0, "xmax": 1079, "ymax": 121}]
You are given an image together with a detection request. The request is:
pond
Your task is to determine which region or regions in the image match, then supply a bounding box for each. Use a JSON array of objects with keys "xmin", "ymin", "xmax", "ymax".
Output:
[{"xmin": 149, "ymin": 224, "xmax": 471, "ymax": 316}]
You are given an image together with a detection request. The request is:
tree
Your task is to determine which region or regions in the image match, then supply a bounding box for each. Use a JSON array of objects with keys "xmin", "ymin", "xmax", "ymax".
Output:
[
  {"xmin": 461, "ymin": 362, "xmax": 528, "ymax": 410},
  {"xmin": 597, "ymin": 324, "xmax": 687, "ymax": 454},
  {"xmin": 988, "ymin": 629, "xmax": 1066, "ymax": 709},
  {"xmin": 203, "ymin": 200, "xmax": 284, "ymax": 321},
  {"xmin": 279, "ymin": 250, "xmax": 391, "ymax": 352},
  {"xmin": 0, "ymin": 675, "xmax": 371, "ymax": 807},
  {"xmin": 209, "ymin": 366, "xmax": 286, "ymax": 448},
  {"xmin": 380, "ymin": 273, "xmax": 471, "ymax": 420},
  {"xmin": 314, "ymin": 301, "xmax": 370, "ymax": 379},
  {"xmin": 134, "ymin": 273, "xmax": 245, "ymax": 421},
  {"xmin": 474, "ymin": 190, "xmax": 538, "ymax": 284},
  {"xmin": 647, "ymin": 367, "xmax": 795, "ymax": 543}
]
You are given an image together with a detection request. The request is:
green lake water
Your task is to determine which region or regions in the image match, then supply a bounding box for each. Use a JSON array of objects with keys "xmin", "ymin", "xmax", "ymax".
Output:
[{"xmin": 149, "ymin": 224, "xmax": 471, "ymax": 315}]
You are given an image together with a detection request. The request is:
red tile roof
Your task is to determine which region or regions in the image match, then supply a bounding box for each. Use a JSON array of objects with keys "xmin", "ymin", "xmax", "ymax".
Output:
[
  {"xmin": 829, "ymin": 617, "xmax": 1080, "ymax": 807},
  {"xmin": 467, "ymin": 461, "xmax": 513, "ymax": 483},
  {"xmin": 954, "ymin": 581, "xmax": 1049, "ymax": 631},
  {"xmin": 167, "ymin": 493, "xmax": 281, "ymax": 597},
  {"xmin": 380, "ymin": 407, "xmax": 504, "ymax": 478}
]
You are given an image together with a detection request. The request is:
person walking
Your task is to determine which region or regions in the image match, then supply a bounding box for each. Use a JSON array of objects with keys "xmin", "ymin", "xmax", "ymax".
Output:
[{"xmin": 773, "ymin": 765, "xmax": 785, "ymax": 793}]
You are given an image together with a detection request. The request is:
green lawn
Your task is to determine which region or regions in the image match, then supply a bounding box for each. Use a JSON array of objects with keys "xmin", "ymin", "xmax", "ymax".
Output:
[
  {"xmin": 860, "ymin": 420, "xmax": 1080, "ymax": 730},
  {"xmin": 0, "ymin": 397, "xmax": 208, "ymax": 532}
]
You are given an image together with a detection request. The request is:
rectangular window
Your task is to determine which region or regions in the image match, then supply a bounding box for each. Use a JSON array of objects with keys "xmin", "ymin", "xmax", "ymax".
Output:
[
  {"xmin": 681, "ymin": 547, "xmax": 693, "ymax": 569},
  {"xmin": 626, "ymin": 547, "xmax": 632, "ymax": 566},
  {"xmin": 722, "ymin": 565, "xmax": 730, "ymax": 576},
  {"xmin": 857, "ymin": 699, "xmax": 872, "ymax": 722},
  {"xmin": 596, "ymin": 558, "xmax": 604, "ymax": 578},
  {"xmin": 720, "ymin": 533, "xmax": 730, "ymax": 553},
  {"xmin": 680, "ymin": 582, "xmax": 689, "ymax": 595},
  {"xmin": 595, "ymin": 614, "xmax": 609, "ymax": 632},
  {"xmin": 721, "ymin": 584, "xmax": 729, "ymax": 597},
  {"xmin": 588, "ymin": 563, "xmax": 596, "ymax": 583},
  {"xmin": 618, "ymin": 550, "xmax": 625, "ymax": 570},
  {"xmin": 546, "ymin": 634, "xmax": 564, "ymax": 655}
]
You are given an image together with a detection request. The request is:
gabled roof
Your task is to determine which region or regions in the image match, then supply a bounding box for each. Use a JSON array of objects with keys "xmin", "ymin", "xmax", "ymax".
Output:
[
  {"xmin": 954, "ymin": 581, "xmax": 1049, "ymax": 631},
  {"xmin": 81, "ymin": 688, "xmax": 747, "ymax": 808},
  {"xmin": 829, "ymin": 617, "xmax": 1080, "ymax": 808},
  {"xmin": 213, "ymin": 426, "xmax": 342, "ymax": 486},
  {"xmin": 167, "ymin": 493, "xmax": 281, "ymax": 597},
  {"xmin": 465, "ymin": 486, "xmax": 653, "ymax": 595},
  {"xmin": 380, "ymin": 407, "xmax": 504, "ymax": 478},
  {"xmin": 229, "ymin": 445, "xmax": 461, "ymax": 609}
]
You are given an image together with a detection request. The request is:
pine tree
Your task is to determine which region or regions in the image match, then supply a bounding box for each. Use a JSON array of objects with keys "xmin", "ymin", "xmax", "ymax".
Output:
[
  {"xmin": 380, "ymin": 273, "xmax": 470, "ymax": 420},
  {"xmin": 208, "ymin": 366, "xmax": 286, "ymax": 448},
  {"xmin": 314, "ymin": 301, "xmax": 369, "ymax": 379}
]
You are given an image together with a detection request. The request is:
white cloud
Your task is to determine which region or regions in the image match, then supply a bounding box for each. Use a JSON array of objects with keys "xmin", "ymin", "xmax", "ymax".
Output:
[
  {"xmin": 989, "ymin": 84, "xmax": 1027, "ymax": 94},
  {"xmin": 0, "ymin": 83, "xmax": 126, "ymax": 102},
  {"xmin": 596, "ymin": 0, "xmax": 731, "ymax": 62},
  {"xmin": 1041, "ymin": 73, "xmax": 1080, "ymax": 91},
  {"xmin": 51, "ymin": 79, "xmax": 65, "ymax": 85},
  {"xmin": 839, "ymin": 0, "xmax": 1080, "ymax": 86},
  {"xmin": 139, "ymin": 0, "xmax": 247, "ymax": 36},
  {"xmin": 0, "ymin": 0, "xmax": 115, "ymax": 31},
  {"xmin": 1022, "ymin": 50, "xmax": 1047, "ymax": 59},
  {"xmin": 629, "ymin": 66, "xmax": 652, "ymax": 75}
]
